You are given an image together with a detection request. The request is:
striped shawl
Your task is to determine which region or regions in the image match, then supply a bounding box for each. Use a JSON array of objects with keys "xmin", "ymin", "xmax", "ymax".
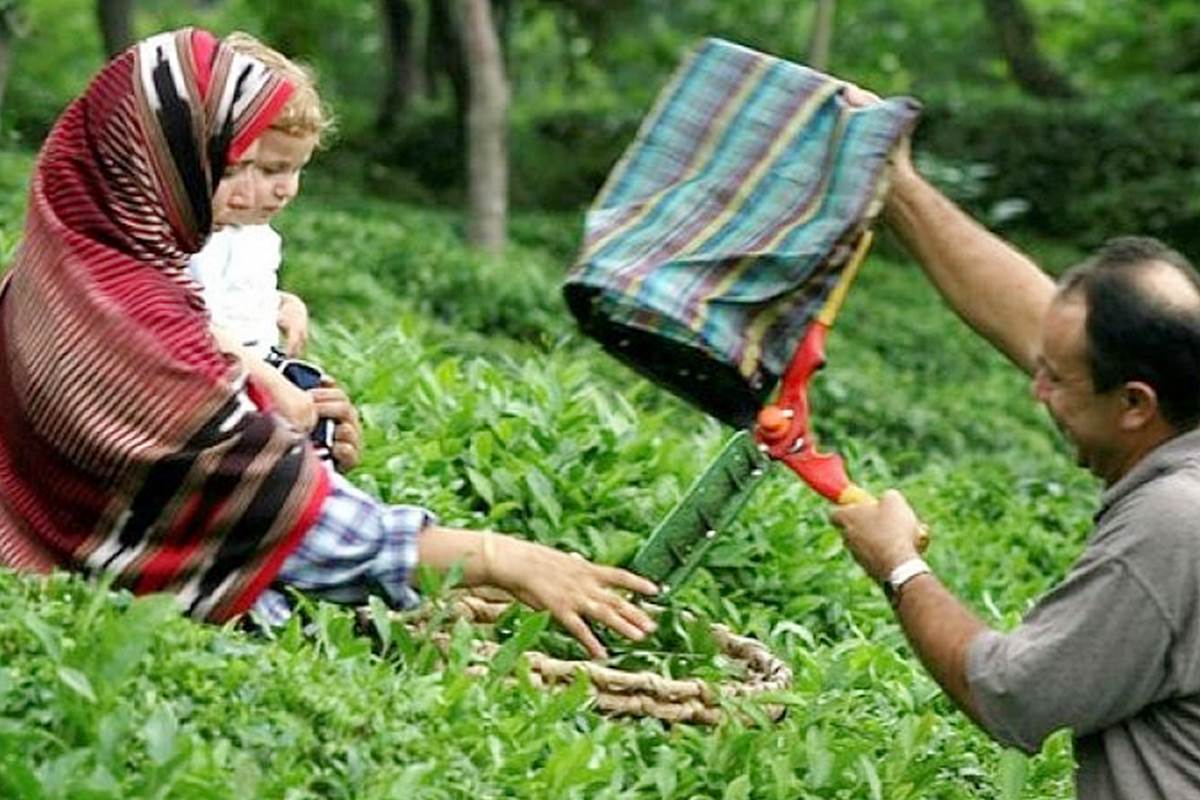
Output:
[
  {"xmin": 565, "ymin": 39, "xmax": 921, "ymax": 427},
  {"xmin": 0, "ymin": 29, "xmax": 330, "ymax": 622}
]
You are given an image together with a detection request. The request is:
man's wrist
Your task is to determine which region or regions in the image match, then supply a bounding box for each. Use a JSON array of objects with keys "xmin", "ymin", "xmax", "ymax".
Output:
[{"xmin": 882, "ymin": 556, "xmax": 931, "ymax": 607}]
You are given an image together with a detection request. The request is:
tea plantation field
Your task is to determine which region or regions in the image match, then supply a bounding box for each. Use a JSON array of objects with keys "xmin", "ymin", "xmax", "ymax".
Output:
[{"xmin": 0, "ymin": 149, "xmax": 1097, "ymax": 798}]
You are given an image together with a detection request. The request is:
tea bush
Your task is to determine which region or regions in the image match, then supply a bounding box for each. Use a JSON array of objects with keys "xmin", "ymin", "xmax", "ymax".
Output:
[{"xmin": 916, "ymin": 91, "xmax": 1200, "ymax": 251}]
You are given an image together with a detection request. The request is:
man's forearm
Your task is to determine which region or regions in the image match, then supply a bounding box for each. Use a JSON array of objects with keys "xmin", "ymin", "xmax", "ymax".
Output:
[
  {"xmin": 893, "ymin": 573, "xmax": 989, "ymax": 726},
  {"xmin": 885, "ymin": 168, "xmax": 1055, "ymax": 374}
]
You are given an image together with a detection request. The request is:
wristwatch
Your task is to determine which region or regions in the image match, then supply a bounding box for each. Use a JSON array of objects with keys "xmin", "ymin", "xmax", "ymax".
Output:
[{"xmin": 882, "ymin": 557, "xmax": 931, "ymax": 607}]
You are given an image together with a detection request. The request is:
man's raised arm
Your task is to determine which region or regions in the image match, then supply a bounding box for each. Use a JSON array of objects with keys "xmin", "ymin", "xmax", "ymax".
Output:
[{"xmin": 884, "ymin": 148, "xmax": 1055, "ymax": 375}]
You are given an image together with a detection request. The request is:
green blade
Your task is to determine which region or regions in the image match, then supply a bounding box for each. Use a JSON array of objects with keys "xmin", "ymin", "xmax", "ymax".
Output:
[{"xmin": 629, "ymin": 430, "xmax": 771, "ymax": 599}]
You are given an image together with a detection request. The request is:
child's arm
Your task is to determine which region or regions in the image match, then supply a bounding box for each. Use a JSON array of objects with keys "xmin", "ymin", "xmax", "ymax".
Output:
[
  {"xmin": 210, "ymin": 325, "xmax": 317, "ymax": 432},
  {"xmin": 277, "ymin": 291, "xmax": 309, "ymax": 357}
]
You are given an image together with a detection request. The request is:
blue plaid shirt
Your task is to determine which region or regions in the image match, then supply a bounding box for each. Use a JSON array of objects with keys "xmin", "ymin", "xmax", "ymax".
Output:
[{"xmin": 252, "ymin": 467, "xmax": 433, "ymax": 626}]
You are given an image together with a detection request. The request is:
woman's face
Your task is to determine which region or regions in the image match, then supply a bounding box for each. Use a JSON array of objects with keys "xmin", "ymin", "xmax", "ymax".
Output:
[{"xmin": 211, "ymin": 140, "xmax": 261, "ymax": 228}]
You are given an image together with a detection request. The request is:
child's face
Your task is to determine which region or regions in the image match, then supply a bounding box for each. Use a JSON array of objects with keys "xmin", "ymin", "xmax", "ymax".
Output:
[
  {"xmin": 252, "ymin": 129, "xmax": 317, "ymax": 223},
  {"xmin": 211, "ymin": 139, "xmax": 261, "ymax": 228}
]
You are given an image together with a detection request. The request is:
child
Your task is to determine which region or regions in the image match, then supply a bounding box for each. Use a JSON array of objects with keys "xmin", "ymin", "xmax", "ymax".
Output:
[{"xmin": 188, "ymin": 32, "xmax": 333, "ymax": 448}]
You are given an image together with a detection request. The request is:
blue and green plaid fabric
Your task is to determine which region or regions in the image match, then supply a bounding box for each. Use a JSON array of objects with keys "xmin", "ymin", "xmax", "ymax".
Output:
[{"xmin": 564, "ymin": 39, "xmax": 920, "ymax": 426}]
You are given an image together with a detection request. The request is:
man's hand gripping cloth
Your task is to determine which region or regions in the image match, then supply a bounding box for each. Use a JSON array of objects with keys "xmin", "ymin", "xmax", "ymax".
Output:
[
  {"xmin": 564, "ymin": 39, "xmax": 921, "ymax": 428},
  {"xmin": 0, "ymin": 29, "xmax": 331, "ymax": 622}
]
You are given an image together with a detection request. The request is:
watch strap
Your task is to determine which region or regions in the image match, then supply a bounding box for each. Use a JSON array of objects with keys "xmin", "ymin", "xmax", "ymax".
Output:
[{"xmin": 883, "ymin": 556, "xmax": 931, "ymax": 607}]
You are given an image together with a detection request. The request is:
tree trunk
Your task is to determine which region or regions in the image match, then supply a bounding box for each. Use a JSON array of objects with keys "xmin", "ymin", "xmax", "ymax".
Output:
[
  {"xmin": 982, "ymin": 0, "xmax": 1078, "ymax": 98},
  {"xmin": 458, "ymin": 0, "xmax": 508, "ymax": 253},
  {"xmin": 377, "ymin": 0, "xmax": 415, "ymax": 132},
  {"xmin": 427, "ymin": 0, "xmax": 468, "ymax": 112},
  {"xmin": 806, "ymin": 0, "xmax": 835, "ymax": 71},
  {"xmin": 96, "ymin": 0, "xmax": 135, "ymax": 59},
  {"xmin": 407, "ymin": 0, "xmax": 427, "ymax": 100}
]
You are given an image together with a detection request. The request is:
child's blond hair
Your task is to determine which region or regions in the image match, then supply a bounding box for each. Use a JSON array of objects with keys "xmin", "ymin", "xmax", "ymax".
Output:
[{"xmin": 223, "ymin": 31, "xmax": 335, "ymax": 146}]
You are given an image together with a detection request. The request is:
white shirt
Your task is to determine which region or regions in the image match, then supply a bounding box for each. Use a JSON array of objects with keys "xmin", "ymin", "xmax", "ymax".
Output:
[{"xmin": 188, "ymin": 224, "xmax": 282, "ymax": 359}]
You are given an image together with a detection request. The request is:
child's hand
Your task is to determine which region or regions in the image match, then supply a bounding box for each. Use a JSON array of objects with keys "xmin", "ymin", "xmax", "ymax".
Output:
[
  {"xmin": 312, "ymin": 377, "xmax": 362, "ymax": 471},
  {"xmin": 277, "ymin": 292, "xmax": 309, "ymax": 356},
  {"xmin": 270, "ymin": 380, "xmax": 318, "ymax": 432}
]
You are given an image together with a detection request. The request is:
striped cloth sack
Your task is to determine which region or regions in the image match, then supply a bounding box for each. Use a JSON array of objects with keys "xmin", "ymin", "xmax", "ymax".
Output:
[{"xmin": 564, "ymin": 39, "xmax": 920, "ymax": 427}]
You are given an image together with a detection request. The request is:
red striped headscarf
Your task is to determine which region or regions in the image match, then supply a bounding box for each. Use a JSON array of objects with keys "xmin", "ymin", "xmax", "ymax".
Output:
[{"xmin": 0, "ymin": 29, "xmax": 330, "ymax": 622}]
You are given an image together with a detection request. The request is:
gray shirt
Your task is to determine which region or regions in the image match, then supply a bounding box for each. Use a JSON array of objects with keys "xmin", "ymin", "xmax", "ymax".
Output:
[{"xmin": 968, "ymin": 428, "xmax": 1200, "ymax": 799}]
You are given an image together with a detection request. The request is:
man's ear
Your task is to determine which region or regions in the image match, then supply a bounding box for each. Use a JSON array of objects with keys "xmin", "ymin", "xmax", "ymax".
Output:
[{"xmin": 1118, "ymin": 381, "xmax": 1159, "ymax": 430}]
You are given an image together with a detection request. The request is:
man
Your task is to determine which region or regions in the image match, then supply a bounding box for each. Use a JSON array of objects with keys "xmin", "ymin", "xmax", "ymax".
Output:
[{"xmin": 832, "ymin": 96, "xmax": 1200, "ymax": 797}]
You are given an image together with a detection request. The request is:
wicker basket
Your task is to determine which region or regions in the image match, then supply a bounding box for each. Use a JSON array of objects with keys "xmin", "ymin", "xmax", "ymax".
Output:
[{"xmin": 368, "ymin": 588, "xmax": 793, "ymax": 726}]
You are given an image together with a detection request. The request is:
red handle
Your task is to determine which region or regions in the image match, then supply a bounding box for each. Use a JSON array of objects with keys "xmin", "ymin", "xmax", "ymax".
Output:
[{"xmin": 754, "ymin": 322, "xmax": 865, "ymax": 504}]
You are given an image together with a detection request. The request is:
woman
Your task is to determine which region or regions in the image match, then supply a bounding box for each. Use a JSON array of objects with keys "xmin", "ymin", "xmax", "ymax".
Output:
[{"xmin": 0, "ymin": 29, "xmax": 654, "ymax": 659}]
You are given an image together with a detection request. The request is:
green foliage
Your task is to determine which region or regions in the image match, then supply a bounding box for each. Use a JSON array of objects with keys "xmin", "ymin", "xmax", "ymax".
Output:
[
  {"xmin": 3, "ymin": 0, "xmax": 102, "ymax": 142},
  {"xmin": 274, "ymin": 191, "xmax": 574, "ymax": 340},
  {"xmin": 364, "ymin": 101, "xmax": 642, "ymax": 210},
  {"xmin": 0, "ymin": 150, "xmax": 1094, "ymax": 796},
  {"xmin": 1027, "ymin": 0, "xmax": 1200, "ymax": 97},
  {"xmin": 0, "ymin": 148, "xmax": 30, "ymax": 270},
  {"xmin": 916, "ymin": 92, "xmax": 1200, "ymax": 251},
  {"xmin": 215, "ymin": 0, "xmax": 384, "ymax": 134}
]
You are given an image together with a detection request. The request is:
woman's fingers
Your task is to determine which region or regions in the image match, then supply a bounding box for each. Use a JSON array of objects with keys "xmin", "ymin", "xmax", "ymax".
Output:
[
  {"xmin": 310, "ymin": 386, "xmax": 355, "ymax": 420},
  {"xmin": 601, "ymin": 565, "xmax": 659, "ymax": 598},
  {"xmin": 559, "ymin": 612, "xmax": 607, "ymax": 660},
  {"xmin": 612, "ymin": 595, "xmax": 657, "ymax": 636},
  {"xmin": 565, "ymin": 571, "xmax": 657, "ymax": 647},
  {"xmin": 329, "ymin": 418, "xmax": 361, "ymax": 470},
  {"xmin": 307, "ymin": 381, "xmax": 362, "ymax": 470},
  {"xmin": 330, "ymin": 441, "xmax": 360, "ymax": 471},
  {"xmin": 591, "ymin": 598, "xmax": 651, "ymax": 642},
  {"xmin": 488, "ymin": 536, "xmax": 662, "ymax": 659}
]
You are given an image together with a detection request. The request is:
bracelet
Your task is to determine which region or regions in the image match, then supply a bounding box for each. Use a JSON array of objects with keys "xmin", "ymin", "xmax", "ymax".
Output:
[
  {"xmin": 480, "ymin": 533, "xmax": 497, "ymax": 584},
  {"xmin": 882, "ymin": 556, "xmax": 931, "ymax": 608}
]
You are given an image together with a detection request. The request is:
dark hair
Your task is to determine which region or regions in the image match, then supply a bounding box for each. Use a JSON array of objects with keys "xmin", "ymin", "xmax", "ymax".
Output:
[{"xmin": 1058, "ymin": 236, "xmax": 1200, "ymax": 430}]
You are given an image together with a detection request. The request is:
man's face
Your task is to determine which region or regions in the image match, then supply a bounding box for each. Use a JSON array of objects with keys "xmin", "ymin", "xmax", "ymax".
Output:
[
  {"xmin": 1031, "ymin": 295, "xmax": 1125, "ymax": 480},
  {"xmin": 251, "ymin": 129, "xmax": 317, "ymax": 223},
  {"xmin": 211, "ymin": 139, "xmax": 260, "ymax": 228}
]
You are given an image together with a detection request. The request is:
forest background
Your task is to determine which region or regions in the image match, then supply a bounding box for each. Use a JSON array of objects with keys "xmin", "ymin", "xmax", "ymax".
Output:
[{"xmin": 3, "ymin": 0, "xmax": 1200, "ymax": 251}]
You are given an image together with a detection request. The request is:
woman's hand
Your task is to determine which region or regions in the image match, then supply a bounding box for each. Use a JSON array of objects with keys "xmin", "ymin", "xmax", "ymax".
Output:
[
  {"xmin": 311, "ymin": 376, "xmax": 362, "ymax": 471},
  {"xmin": 277, "ymin": 291, "xmax": 309, "ymax": 357},
  {"xmin": 483, "ymin": 533, "xmax": 659, "ymax": 659}
]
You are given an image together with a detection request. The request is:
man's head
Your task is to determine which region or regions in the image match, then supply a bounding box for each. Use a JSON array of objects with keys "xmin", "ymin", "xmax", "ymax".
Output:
[
  {"xmin": 212, "ymin": 32, "xmax": 333, "ymax": 227},
  {"xmin": 1033, "ymin": 236, "xmax": 1200, "ymax": 483}
]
